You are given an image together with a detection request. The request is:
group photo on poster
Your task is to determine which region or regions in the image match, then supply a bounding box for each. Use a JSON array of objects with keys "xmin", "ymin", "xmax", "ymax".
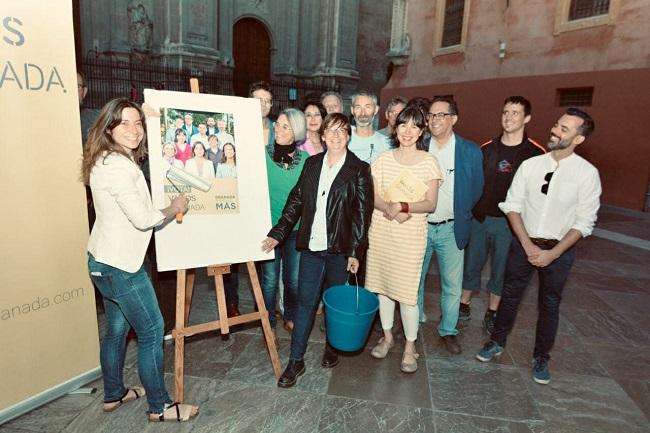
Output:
[{"xmin": 157, "ymin": 108, "xmax": 239, "ymax": 215}]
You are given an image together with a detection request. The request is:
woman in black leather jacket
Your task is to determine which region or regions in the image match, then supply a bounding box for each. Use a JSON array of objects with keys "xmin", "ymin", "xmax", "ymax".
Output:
[{"xmin": 262, "ymin": 112, "xmax": 374, "ymax": 388}]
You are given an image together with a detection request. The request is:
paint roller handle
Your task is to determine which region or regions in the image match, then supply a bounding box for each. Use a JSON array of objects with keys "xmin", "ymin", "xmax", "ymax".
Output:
[{"xmin": 162, "ymin": 193, "xmax": 189, "ymax": 222}]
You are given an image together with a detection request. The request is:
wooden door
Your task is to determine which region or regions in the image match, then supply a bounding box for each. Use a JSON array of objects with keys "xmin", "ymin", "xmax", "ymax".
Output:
[{"xmin": 233, "ymin": 18, "xmax": 271, "ymax": 96}]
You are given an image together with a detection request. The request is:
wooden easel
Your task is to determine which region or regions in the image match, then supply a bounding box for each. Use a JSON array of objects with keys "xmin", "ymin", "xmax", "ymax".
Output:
[{"xmin": 171, "ymin": 78, "xmax": 282, "ymax": 402}]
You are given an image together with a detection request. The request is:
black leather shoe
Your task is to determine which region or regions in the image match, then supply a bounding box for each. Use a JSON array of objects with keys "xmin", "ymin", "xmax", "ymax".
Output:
[
  {"xmin": 277, "ymin": 360, "xmax": 305, "ymax": 388},
  {"xmin": 321, "ymin": 344, "xmax": 339, "ymax": 368}
]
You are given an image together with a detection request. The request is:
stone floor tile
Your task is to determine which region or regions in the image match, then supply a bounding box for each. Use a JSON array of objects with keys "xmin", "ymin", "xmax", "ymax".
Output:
[
  {"xmin": 523, "ymin": 371, "xmax": 648, "ymax": 433},
  {"xmin": 225, "ymin": 338, "xmax": 331, "ymax": 394},
  {"xmin": 433, "ymin": 412, "xmax": 553, "ymax": 433},
  {"xmin": 2, "ymin": 392, "xmax": 102, "ymax": 433},
  {"xmin": 191, "ymin": 380, "xmax": 324, "ymax": 433},
  {"xmin": 421, "ymin": 324, "xmax": 515, "ymax": 366},
  {"xmin": 327, "ymin": 348, "xmax": 430, "ymax": 409},
  {"xmin": 615, "ymin": 379, "xmax": 650, "ymax": 422},
  {"xmin": 506, "ymin": 331, "xmax": 609, "ymax": 377},
  {"xmin": 426, "ymin": 358, "xmax": 541, "ymax": 421},
  {"xmin": 163, "ymin": 331, "xmax": 253, "ymax": 380},
  {"xmin": 565, "ymin": 308, "xmax": 650, "ymax": 346},
  {"xmin": 317, "ymin": 396, "xmax": 434, "ymax": 433}
]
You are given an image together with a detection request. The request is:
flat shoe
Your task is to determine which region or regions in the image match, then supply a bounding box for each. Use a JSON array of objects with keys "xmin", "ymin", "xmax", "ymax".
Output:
[
  {"xmin": 102, "ymin": 387, "xmax": 145, "ymax": 413},
  {"xmin": 370, "ymin": 337, "xmax": 394, "ymax": 359},
  {"xmin": 401, "ymin": 351, "xmax": 419, "ymax": 373},
  {"xmin": 148, "ymin": 402, "xmax": 199, "ymax": 422}
]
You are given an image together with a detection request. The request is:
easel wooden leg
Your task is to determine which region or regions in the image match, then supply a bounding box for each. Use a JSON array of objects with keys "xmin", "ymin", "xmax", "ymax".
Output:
[
  {"xmin": 213, "ymin": 268, "xmax": 230, "ymax": 335},
  {"xmin": 173, "ymin": 269, "xmax": 186, "ymax": 402},
  {"xmin": 184, "ymin": 269, "xmax": 195, "ymax": 326},
  {"xmin": 247, "ymin": 262, "xmax": 282, "ymax": 379}
]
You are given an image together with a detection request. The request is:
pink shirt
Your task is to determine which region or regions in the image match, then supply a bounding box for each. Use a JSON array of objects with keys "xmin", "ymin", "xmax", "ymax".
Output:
[{"xmin": 175, "ymin": 143, "xmax": 193, "ymax": 163}]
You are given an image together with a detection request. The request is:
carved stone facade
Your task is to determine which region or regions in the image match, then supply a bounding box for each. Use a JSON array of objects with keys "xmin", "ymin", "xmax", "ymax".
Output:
[{"xmin": 77, "ymin": 0, "xmax": 392, "ymax": 98}]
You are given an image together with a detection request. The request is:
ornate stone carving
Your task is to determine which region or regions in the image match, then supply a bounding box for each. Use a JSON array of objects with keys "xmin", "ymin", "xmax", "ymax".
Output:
[
  {"xmin": 387, "ymin": 0, "xmax": 410, "ymax": 64},
  {"xmin": 127, "ymin": 1, "xmax": 153, "ymax": 53}
]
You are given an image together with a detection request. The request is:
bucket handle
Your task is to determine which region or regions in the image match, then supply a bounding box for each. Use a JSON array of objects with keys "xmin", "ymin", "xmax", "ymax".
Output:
[{"xmin": 346, "ymin": 272, "xmax": 360, "ymax": 314}]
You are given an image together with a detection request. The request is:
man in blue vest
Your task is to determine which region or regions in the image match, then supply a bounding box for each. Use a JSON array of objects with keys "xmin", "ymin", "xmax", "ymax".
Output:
[{"xmin": 417, "ymin": 95, "xmax": 483, "ymax": 354}]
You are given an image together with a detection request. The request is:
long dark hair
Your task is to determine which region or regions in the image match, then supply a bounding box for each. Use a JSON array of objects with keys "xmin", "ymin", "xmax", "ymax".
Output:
[
  {"xmin": 221, "ymin": 142, "xmax": 237, "ymax": 164},
  {"xmin": 391, "ymin": 106, "xmax": 427, "ymax": 151},
  {"xmin": 81, "ymin": 98, "xmax": 146, "ymax": 185}
]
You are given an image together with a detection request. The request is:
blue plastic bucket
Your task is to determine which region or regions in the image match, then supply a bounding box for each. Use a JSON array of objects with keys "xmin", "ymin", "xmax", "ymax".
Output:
[{"xmin": 322, "ymin": 282, "xmax": 379, "ymax": 352}]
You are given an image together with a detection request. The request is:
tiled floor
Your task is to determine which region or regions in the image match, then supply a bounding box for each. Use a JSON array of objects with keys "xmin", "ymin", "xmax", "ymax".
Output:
[{"xmin": 3, "ymin": 205, "xmax": 649, "ymax": 432}]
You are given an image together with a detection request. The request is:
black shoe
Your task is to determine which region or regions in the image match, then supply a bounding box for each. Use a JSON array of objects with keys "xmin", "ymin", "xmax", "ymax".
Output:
[
  {"xmin": 277, "ymin": 359, "xmax": 305, "ymax": 388},
  {"xmin": 459, "ymin": 302, "xmax": 471, "ymax": 321},
  {"xmin": 483, "ymin": 309, "xmax": 497, "ymax": 335},
  {"xmin": 321, "ymin": 344, "xmax": 339, "ymax": 368}
]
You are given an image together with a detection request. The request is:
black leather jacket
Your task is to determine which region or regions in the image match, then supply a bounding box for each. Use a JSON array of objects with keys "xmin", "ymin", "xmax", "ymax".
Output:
[{"xmin": 268, "ymin": 151, "xmax": 373, "ymax": 258}]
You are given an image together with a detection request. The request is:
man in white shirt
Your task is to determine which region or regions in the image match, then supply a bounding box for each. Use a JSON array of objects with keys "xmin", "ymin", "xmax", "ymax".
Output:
[
  {"xmin": 347, "ymin": 91, "xmax": 391, "ymax": 165},
  {"xmin": 476, "ymin": 108, "xmax": 601, "ymax": 385},
  {"xmin": 417, "ymin": 96, "xmax": 484, "ymax": 355},
  {"xmin": 190, "ymin": 122, "xmax": 209, "ymax": 146},
  {"xmin": 216, "ymin": 117, "xmax": 235, "ymax": 148}
]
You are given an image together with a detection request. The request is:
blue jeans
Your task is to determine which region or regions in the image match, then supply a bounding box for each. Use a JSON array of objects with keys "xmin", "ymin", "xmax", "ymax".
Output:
[
  {"xmin": 88, "ymin": 254, "xmax": 171, "ymax": 413},
  {"xmin": 462, "ymin": 216, "xmax": 513, "ymax": 296},
  {"xmin": 261, "ymin": 231, "xmax": 300, "ymax": 328},
  {"xmin": 491, "ymin": 239, "xmax": 576, "ymax": 361},
  {"xmin": 290, "ymin": 250, "xmax": 348, "ymax": 361},
  {"xmin": 417, "ymin": 222, "xmax": 464, "ymax": 336}
]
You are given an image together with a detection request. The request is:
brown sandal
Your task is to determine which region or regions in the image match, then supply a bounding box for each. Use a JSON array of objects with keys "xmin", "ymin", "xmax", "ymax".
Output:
[{"xmin": 102, "ymin": 387, "xmax": 145, "ymax": 412}]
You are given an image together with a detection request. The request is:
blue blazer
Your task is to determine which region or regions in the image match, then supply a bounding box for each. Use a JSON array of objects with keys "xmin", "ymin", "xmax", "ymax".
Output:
[{"xmin": 426, "ymin": 133, "xmax": 484, "ymax": 249}]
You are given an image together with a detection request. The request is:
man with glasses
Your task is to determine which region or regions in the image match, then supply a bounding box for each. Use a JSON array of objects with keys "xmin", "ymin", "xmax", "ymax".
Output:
[
  {"xmin": 417, "ymin": 95, "xmax": 483, "ymax": 355},
  {"xmin": 460, "ymin": 96, "xmax": 545, "ymax": 334},
  {"xmin": 348, "ymin": 91, "xmax": 391, "ymax": 164},
  {"xmin": 476, "ymin": 108, "xmax": 601, "ymax": 385},
  {"xmin": 378, "ymin": 96, "xmax": 407, "ymax": 137}
]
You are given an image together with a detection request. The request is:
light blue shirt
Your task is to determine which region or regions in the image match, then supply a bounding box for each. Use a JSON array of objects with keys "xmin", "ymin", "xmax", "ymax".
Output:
[{"xmin": 348, "ymin": 131, "xmax": 391, "ymax": 164}]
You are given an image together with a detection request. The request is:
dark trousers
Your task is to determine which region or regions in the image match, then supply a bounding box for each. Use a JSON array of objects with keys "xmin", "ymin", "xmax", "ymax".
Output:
[
  {"xmin": 224, "ymin": 264, "xmax": 239, "ymax": 305},
  {"xmin": 290, "ymin": 250, "xmax": 348, "ymax": 360},
  {"xmin": 491, "ymin": 238, "xmax": 576, "ymax": 361}
]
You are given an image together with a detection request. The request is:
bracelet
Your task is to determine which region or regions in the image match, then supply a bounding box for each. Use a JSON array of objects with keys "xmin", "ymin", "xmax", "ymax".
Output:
[{"xmin": 400, "ymin": 202, "xmax": 409, "ymax": 213}]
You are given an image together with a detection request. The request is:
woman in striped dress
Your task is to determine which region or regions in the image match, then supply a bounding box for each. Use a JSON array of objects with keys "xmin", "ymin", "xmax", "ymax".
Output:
[{"xmin": 365, "ymin": 106, "xmax": 442, "ymax": 373}]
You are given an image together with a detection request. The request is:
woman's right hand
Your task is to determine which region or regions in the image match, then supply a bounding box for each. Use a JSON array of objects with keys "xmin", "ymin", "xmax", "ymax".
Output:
[
  {"xmin": 171, "ymin": 193, "xmax": 189, "ymax": 214},
  {"xmin": 394, "ymin": 212, "xmax": 412, "ymax": 224}
]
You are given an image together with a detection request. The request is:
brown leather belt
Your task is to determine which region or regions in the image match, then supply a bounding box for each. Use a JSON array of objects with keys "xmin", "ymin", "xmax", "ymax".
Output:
[{"xmin": 530, "ymin": 237, "xmax": 559, "ymax": 249}]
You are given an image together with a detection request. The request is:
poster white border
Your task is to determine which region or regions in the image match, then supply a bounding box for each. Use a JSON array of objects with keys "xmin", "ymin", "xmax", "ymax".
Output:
[{"xmin": 145, "ymin": 89, "xmax": 273, "ymax": 271}]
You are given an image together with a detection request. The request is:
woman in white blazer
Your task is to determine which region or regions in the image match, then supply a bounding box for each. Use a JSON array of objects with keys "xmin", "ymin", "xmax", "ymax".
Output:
[{"xmin": 81, "ymin": 98, "xmax": 198, "ymax": 422}]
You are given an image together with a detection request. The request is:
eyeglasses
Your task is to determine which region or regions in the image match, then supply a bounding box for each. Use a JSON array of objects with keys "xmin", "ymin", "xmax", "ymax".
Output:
[
  {"xmin": 255, "ymin": 97, "xmax": 272, "ymax": 105},
  {"xmin": 427, "ymin": 112, "xmax": 453, "ymax": 121},
  {"xmin": 541, "ymin": 171, "xmax": 554, "ymax": 195},
  {"xmin": 324, "ymin": 128, "xmax": 347, "ymax": 136}
]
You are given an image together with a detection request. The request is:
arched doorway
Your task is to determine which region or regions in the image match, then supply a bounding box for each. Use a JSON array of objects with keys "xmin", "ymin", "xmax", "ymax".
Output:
[{"xmin": 232, "ymin": 18, "xmax": 271, "ymax": 96}]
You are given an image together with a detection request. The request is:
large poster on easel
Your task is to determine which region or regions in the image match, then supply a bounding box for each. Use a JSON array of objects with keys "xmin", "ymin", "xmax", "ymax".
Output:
[
  {"xmin": 0, "ymin": 0, "xmax": 100, "ymax": 423},
  {"xmin": 144, "ymin": 90, "xmax": 274, "ymax": 271}
]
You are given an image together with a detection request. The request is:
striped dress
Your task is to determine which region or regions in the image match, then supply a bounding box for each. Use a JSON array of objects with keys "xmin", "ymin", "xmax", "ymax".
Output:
[{"xmin": 365, "ymin": 150, "xmax": 442, "ymax": 305}]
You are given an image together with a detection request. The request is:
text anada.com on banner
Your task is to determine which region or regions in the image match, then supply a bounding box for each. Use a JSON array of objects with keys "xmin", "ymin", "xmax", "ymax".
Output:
[{"xmin": 0, "ymin": 0, "xmax": 100, "ymax": 422}]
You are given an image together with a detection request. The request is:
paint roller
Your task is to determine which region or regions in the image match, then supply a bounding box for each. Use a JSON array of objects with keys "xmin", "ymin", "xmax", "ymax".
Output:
[{"xmin": 165, "ymin": 165, "xmax": 212, "ymax": 223}]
